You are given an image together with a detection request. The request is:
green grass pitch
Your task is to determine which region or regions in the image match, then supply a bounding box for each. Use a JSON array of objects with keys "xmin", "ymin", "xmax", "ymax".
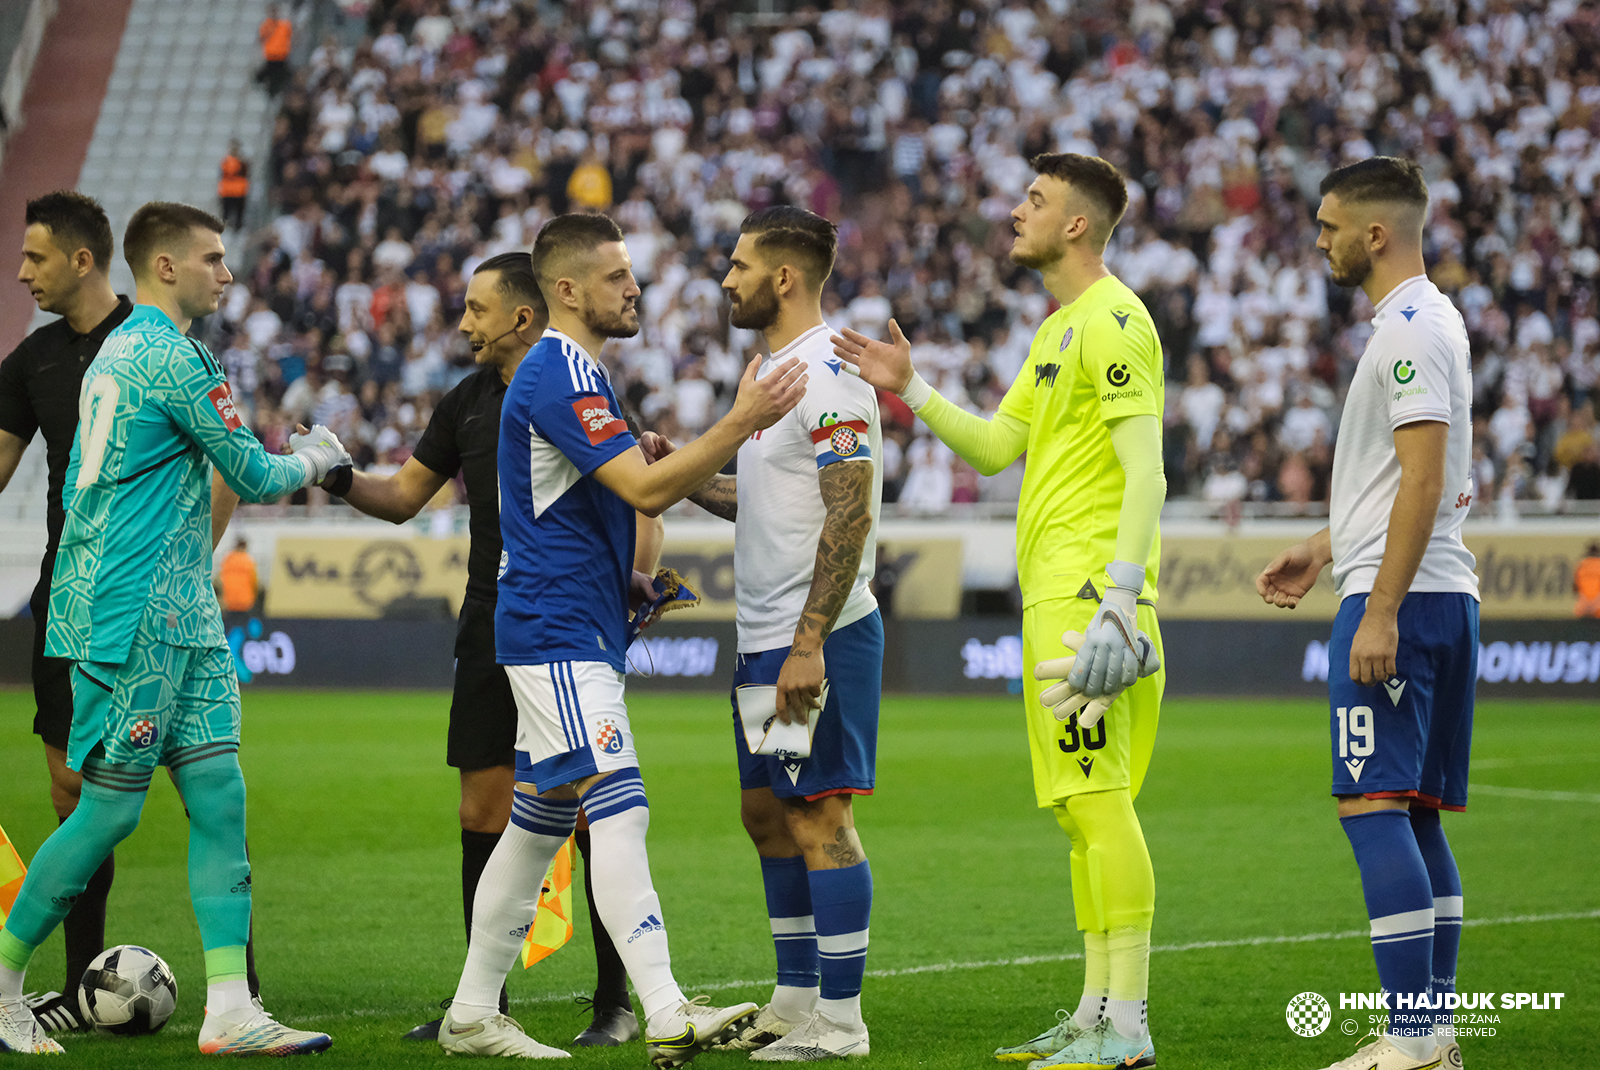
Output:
[{"xmin": 1, "ymin": 688, "xmax": 1595, "ymax": 1069}]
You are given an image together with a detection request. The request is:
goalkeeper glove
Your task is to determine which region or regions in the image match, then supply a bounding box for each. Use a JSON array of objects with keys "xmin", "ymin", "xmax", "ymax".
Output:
[
  {"xmin": 1033, "ymin": 562, "xmax": 1160, "ymax": 728},
  {"xmin": 288, "ymin": 424, "xmax": 353, "ymax": 487}
]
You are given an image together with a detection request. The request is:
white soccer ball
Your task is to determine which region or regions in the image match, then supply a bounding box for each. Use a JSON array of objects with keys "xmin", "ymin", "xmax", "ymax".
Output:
[{"xmin": 77, "ymin": 944, "xmax": 177, "ymax": 1035}]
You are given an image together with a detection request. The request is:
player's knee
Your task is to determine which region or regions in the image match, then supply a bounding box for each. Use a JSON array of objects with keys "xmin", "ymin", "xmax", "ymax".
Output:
[
  {"xmin": 781, "ymin": 795, "xmax": 857, "ymax": 855},
  {"xmin": 579, "ymin": 767, "xmax": 649, "ymax": 825},
  {"xmin": 459, "ymin": 768, "xmax": 513, "ymax": 833},
  {"xmin": 740, "ymin": 790, "xmax": 789, "ymax": 851},
  {"xmin": 49, "ymin": 779, "xmax": 81, "ymax": 821}
]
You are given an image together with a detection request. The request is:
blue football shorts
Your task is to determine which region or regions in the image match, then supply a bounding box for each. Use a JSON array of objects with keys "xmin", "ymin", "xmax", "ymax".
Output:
[
  {"xmin": 1327, "ymin": 592, "xmax": 1479, "ymax": 810},
  {"xmin": 730, "ymin": 610, "xmax": 883, "ymax": 801}
]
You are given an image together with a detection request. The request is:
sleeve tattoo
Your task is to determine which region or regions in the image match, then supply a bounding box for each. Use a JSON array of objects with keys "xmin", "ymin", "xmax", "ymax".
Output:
[
  {"xmin": 690, "ymin": 473, "xmax": 738, "ymax": 521},
  {"xmin": 793, "ymin": 459, "xmax": 874, "ymax": 650}
]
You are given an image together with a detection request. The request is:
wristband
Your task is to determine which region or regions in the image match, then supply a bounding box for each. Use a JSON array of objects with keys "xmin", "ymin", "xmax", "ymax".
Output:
[
  {"xmin": 899, "ymin": 370, "xmax": 934, "ymax": 412},
  {"xmin": 323, "ymin": 464, "xmax": 354, "ymax": 497},
  {"xmin": 1105, "ymin": 559, "xmax": 1146, "ymax": 596}
]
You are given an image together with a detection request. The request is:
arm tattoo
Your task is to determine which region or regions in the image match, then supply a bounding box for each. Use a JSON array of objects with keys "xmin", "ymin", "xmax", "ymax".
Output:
[
  {"xmin": 822, "ymin": 826, "xmax": 866, "ymax": 867},
  {"xmin": 793, "ymin": 460, "xmax": 874, "ymax": 651},
  {"xmin": 690, "ymin": 473, "xmax": 737, "ymax": 521}
]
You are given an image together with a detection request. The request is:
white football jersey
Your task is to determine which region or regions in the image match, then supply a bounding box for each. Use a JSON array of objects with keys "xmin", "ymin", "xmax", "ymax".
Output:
[
  {"xmin": 1329, "ymin": 275, "xmax": 1479, "ymax": 602},
  {"xmin": 735, "ymin": 323, "xmax": 881, "ymax": 653}
]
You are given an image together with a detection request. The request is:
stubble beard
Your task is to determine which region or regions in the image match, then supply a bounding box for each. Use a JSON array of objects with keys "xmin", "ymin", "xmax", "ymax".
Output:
[{"xmin": 583, "ymin": 296, "xmax": 640, "ymax": 339}]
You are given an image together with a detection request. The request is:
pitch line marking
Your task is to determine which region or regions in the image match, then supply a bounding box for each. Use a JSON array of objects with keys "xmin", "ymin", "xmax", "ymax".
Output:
[
  {"xmin": 1470, "ymin": 754, "xmax": 1600, "ymax": 771},
  {"xmin": 287, "ymin": 908, "xmax": 1600, "ymax": 1024},
  {"xmin": 1471, "ymin": 785, "xmax": 1600, "ymax": 803}
]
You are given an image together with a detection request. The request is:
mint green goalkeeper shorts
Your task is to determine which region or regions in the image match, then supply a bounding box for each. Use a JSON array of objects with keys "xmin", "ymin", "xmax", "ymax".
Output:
[{"xmin": 67, "ymin": 626, "xmax": 241, "ymax": 771}]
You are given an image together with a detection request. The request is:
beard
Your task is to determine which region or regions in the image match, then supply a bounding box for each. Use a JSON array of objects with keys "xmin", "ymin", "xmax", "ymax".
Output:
[
  {"xmin": 728, "ymin": 275, "xmax": 781, "ymax": 331},
  {"xmin": 1328, "ymin": 245, "xmax": 1372, "ymax": 288},
  {"xmin": 1009, "ymin": 230, "xmax": 1065, "ymax": 271},
  {"xmin": 582, "ymin": 295, "xmax": 640, "ymax": 338}
]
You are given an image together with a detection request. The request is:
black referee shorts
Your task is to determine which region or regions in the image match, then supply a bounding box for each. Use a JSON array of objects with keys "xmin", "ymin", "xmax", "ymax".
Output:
[
  {"xmin": 448, "ymin": 597, "xmax": 517, "ymax": 771},
  {"xmin": 29, "ymin": 570, "xmax": 73, "ymax": 751}
]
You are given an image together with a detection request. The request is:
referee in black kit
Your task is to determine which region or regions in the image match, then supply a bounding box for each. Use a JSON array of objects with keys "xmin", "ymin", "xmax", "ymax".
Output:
[
  {"xmin": 331, "ymin": 251, "xmax": 657, "ymax": 1046},
  {"xmin": 0, "ymin": 192, "xmax": 131, "ymax": 1033}
]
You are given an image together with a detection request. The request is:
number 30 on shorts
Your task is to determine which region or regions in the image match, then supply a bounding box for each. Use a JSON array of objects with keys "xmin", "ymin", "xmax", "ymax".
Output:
[{"xmin": 1335, "ymin": 705, "xmax": 1376, "ymax": 758}]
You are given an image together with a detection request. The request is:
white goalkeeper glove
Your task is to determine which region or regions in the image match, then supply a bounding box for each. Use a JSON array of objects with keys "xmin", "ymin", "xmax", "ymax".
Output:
[
  {"xmin": 1033, "ymin": 562, "xmax": 1160, "ymax": 728},
  {"xmin": 288, "ymin": 423, "xmax": 353, "ymax": 487}
]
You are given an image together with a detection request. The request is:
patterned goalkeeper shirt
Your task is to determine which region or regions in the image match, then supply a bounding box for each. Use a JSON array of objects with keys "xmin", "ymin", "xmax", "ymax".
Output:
[{"xmin": 47, "ymin": 305, "xmax": 311, "ymax": 664}]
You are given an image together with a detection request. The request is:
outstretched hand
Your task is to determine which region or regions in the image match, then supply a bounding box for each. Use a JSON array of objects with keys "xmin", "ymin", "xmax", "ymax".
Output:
[
  {"xmin": 1256, "ymin": 541, "xmax": 1326, "ymax": 609},
  {"xmin": 729, "ymin": 355, "xmax": 808, "ymax": 433},
  {"xmin": 831, "ymin": 319, "xmax": 913, "ymax": 393}
]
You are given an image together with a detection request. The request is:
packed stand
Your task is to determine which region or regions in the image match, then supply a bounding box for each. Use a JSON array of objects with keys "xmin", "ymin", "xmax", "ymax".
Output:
[{"xmin": 207, "ymin": 0, "xmax": 1600, "ymax": 517}]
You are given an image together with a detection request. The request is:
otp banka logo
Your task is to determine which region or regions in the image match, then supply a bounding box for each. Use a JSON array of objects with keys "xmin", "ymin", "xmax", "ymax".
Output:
[
  {"xmin": 1393, "ymin": 360, "xmax": 1416, "ymax": 384},
  {"xmin": 227, "ymin": 618, "xmax": 297, "ymax": 683},
  {"xmin": 1106, "ymin": 362, "xmax": 1132, "ymax": 387}
]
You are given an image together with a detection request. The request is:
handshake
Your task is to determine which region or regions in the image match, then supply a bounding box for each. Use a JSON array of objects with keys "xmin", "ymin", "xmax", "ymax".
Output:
[
  {"xmin": 1033, "ymin": 562, "xmax": 1161, "ymax": 729},
  {"xmin": 287, "ymin": 424, "xmax": 353, "ymax": 489}
]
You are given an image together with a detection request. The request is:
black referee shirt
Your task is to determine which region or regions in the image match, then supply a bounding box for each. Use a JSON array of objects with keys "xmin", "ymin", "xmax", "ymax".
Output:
[
  {"xmin": 410, "ymin": 364, "xmax": 507, "ymax": 605},
  {"xmin": 0, "ymin": 296, "xmax": 135, "ymax": 567}
]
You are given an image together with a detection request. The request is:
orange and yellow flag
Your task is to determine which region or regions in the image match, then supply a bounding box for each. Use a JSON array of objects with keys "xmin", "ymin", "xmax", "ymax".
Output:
[
  {"xmin": 0, "ymin": 821, "xmax": 27, "ymax": 928},
  {"xmin": 519, "ymin": 834, "xmax": 575, "ymax": 968}
]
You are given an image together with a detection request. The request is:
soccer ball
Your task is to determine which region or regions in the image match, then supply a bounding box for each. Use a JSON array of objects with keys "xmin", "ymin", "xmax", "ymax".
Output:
[{"xmin": 77, "ymin": 945, "xmax": 177, "ymax": 1035}]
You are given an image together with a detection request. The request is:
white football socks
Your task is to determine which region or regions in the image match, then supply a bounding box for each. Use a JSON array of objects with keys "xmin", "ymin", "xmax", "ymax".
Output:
[
  {"xmin": 1073, "ymin": 930, "xmax": 1109, "ymax": 1030},
  {"xmin": 0, "ymin": 963, "xmax": 24, "ymax": 1001},
  {"xmin": 452, "ymin": 820, "xmax": 568, "ymax": 1021},
  {"xmin": 206, "ymin": 979, "xmax": 253, "ymax": 1016},
  {"xmin": 817, "ymin": 993, "xmax": 862, "ymax": 1028},
  {"xmin": 772, "ymin": 984, "xmax": 818, "ymax": 1024},
  {"xmin": 585, "ymin": 805, "xmax": 686, "ymax": 1032},
  {"xmin": 1105, "ymin": 928, "xmax": 1151, "ymax": 1041}
]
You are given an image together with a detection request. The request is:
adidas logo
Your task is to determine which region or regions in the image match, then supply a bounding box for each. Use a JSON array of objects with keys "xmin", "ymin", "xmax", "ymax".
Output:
[
  {"xmin": 510, "ymin": 923, "xmax": 531, "ymax": 938},
  {"xmin": 627, "ymin": 913, "xmax": 664, "ymax": 943}
]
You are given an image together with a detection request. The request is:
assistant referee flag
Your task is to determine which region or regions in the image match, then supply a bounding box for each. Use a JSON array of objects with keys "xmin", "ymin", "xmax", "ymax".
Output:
[
  {"xmin": 519, "ymin": 835, "xmax": 575, "ymax": 967},
  {"xmin": 0, "ymin": 822, "xmax": 26, "ymax": 927}
]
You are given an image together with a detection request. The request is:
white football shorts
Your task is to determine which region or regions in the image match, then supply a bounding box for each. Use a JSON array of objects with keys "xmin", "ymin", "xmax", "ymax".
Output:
[{"xmin": 505, "ymin": 660, "xmax": 638, "ymax": 790}]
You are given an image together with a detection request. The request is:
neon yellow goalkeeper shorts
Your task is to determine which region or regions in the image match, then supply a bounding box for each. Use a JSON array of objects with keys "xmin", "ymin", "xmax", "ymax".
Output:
[{"xmin": 1021, "ymin": 596, "xmax": 1164, "ymax": 808}]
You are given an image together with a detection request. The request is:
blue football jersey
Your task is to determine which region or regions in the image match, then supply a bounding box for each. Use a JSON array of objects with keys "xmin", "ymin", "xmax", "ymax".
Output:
[{"xmin": 496, "ymin": 329, "xmax": 638, "ymax": 671}]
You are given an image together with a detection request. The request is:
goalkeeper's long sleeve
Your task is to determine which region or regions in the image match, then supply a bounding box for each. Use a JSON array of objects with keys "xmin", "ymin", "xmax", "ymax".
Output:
[
  {"xmin": 1107, "ymin": 413, "xmax": 1165, "ymax": 574},
  {"xmin": 906, "ymin": 382, "xmax": 1029, "ymax": 476}
]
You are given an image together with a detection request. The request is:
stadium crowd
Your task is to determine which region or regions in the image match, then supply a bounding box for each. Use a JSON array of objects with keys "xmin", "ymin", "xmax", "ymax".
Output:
[{"xmin": 207, "ymin": 0, "xmax": 1600, "ymax": 516}]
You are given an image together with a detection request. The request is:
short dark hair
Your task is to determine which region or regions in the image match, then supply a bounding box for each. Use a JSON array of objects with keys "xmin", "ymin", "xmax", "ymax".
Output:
[
  {"xmin": 739, "ymin": 206, "xmax": 838, "ymax": 290},
  {"xmin": 1029, "ymin": 153, "xmax": 1130, "ymax": 245},
  {"xmin": 531, "ymin": 213, "xmax": 625, "ymax": 292},
  {"xmin": 123, "ymin": 202, "xmax": 225, "ymax": 279},
  {"xmin": 25, "ymin": 191, "xmax": 113, "ymax": 273},
  {"xmin": 473, "ymin": 251, "xmax": 547, "ymax": 318},
  {"xmin": 1319, "ymin": 156, "xmax": 1429, "ymax": 207}
]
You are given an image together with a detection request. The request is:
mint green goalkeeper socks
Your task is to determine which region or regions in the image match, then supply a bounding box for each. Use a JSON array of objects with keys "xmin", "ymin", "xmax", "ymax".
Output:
[
  {"xmin": 170, "ymin": 751, "xmax": 252, "ymax": 962},
  {"xmin": 0, "ymin": 765, "xmax": 148, "ymax": 970}
]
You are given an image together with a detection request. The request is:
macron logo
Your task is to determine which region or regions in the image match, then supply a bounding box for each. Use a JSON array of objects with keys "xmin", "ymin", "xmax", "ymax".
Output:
[
  {"xmin": 824, "ymin": 357, "xmax": 843, "ymax": 376},
  {"xmin": 1400, "ymin": 307, "xmax": 1418, "ymax": 321},
  {"xmin": 1384, "ymin": 677, "xmax": 1407, "ymax": 707},
  {"xmin": 1345, "ymin": 758, "xmax": 1366, "ymax": 782},
  {"xmin": 572, "ymin": 396, "xmax": 626, "ymax": 446}
]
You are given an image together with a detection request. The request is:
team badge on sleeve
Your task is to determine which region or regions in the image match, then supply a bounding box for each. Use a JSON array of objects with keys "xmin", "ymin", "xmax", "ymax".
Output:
[
  {"xmin": 810, "ymin": 415, "xmax": 871, "ymax": 468},
  {"xmin": 208, "ymin": 384, "xmax": 244, "ymax": 431},
  {"xmin": 572, "ymin": 396, "xmax": 626, "ymax": 446}
]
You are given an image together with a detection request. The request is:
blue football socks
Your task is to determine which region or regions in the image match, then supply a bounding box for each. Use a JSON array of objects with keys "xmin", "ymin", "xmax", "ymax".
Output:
[{"xmin": 1341, "ymin": 810, "xmax": 1435, "ymax": 1056}]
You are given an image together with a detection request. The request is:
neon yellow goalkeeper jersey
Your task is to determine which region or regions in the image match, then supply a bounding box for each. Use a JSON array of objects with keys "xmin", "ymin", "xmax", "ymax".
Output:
[{"xmin": 997, "ymin": 274, "xmax": 1164, "ymax": 607}]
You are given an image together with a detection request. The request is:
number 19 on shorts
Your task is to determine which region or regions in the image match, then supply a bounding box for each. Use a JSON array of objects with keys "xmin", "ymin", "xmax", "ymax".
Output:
[{"xmin": 1335, "ymin": 706, "xmax": 1375, "ymax": 758}]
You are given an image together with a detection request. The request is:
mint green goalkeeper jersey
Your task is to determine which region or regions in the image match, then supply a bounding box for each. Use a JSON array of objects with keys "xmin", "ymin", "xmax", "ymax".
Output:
[{"xmin": 47, "ymin": 305, "xmax": 311, "ymax": 664}]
